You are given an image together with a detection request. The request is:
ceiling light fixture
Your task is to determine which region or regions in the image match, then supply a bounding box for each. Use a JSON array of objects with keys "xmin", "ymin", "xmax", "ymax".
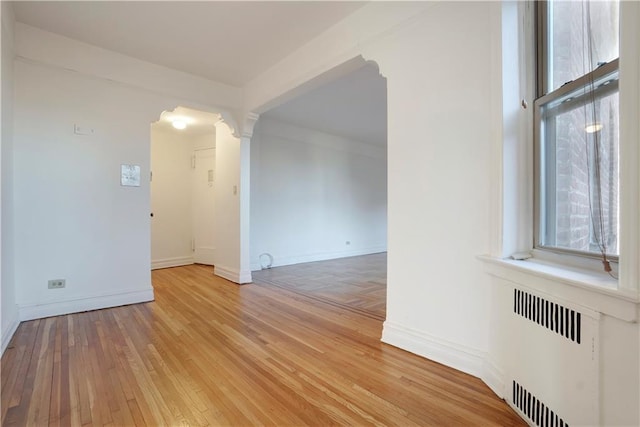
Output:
[
  {"xmin": 585, "ymin": 123, "xmax": 603, "ymax": 134},
  {"xmin": 172, "ymin": 120, "xmax": 187, "ymax": 130}
]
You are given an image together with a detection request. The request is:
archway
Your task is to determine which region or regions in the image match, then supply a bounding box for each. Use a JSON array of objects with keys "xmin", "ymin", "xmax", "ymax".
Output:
[
  {"xmin": 247, "ymin": 58, "xmax": 388, "ymax": 318},
  {"xmin": 149, "ymin": 107, "xmax": 219, "ymax": 270},
  {"xmin": 149, "ymin": 106, "xmax": 252, "ymax": 284}
]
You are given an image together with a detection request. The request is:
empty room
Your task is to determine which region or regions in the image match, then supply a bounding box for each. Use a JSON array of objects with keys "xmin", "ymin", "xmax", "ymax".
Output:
[{"xmin": 1, "ymin": 1, "xmax": 639, "ymax": 426}]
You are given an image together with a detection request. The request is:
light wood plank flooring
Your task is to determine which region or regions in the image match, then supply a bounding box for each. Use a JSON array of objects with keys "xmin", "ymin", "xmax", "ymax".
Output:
[
  {"xmin": 1, "ymin": 256, "xmax": 525, "ymax": 426},
  {"xmin": 252, "ymin": 253, "xmax": 386, "ymax": 321}
]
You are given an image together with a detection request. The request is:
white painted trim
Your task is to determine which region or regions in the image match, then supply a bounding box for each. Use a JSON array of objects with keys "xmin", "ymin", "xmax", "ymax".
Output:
[
  {"xmin": 239, "ymin": 136, "xmax": 253, "ymax": 285},
  {"xmin": 151, "ymin": 256, "xmax": 194, "ymax": 270},
  {"xmin": 18, "ymin": 288, "xmax": 155, "ymax": 322},
  {"xmin": 241, "ymin": 112, "xmax": 260, "ymax": 139},
  {"xmin": 482, "ymin": 357, "xmax": 506, "ymax": 399},
  {"xmin": 1, "ymin": 310, "xmax": 20, "ymax": 355},
  {"xmin": 214, "ymin": 264, "xmax": 252, "ymax": 284},
  {"xmin": 251, "ymin": 247, "xmax": 387, "ymax": 271},
  {"xmin": 382, "ymin": 322, "xmax": 509, "ymax": 402},
  {"xmin": 381, "ymin": 321, "xmax": 485, "ymax": 379},
  {"xmin": 193, "ymin": 247, "xmax": 215, "ymax": 266},
  {"xmin": 480, "ymin": 255, "xmax": 639, "ymax": 322},
  {"xmin": 488, "ymin": 0, "xmax": 506, "ymax": 259},
  {"xmin": 619, "ymin": 1, "xmax": 640, "ymax": 297},
  {"xmin": 238, "ymin": 270, "xmax": 252, "ymax": 284},
  {"xmin": 213, "ymin": 265, "xmax": 240, "ymax": 283}
]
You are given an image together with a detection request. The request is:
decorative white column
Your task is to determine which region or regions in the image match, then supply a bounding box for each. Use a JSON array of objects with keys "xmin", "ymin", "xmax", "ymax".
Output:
[
  {"xmin": 212, "ymin": 111, "xmax": 258, "ymax": 284},
  {"xmin": 238, "ymin": 112, "xmax": 259, "ymax": 284}
]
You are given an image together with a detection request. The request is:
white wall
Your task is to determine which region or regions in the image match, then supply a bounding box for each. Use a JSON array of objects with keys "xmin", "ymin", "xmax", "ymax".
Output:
[
  {"xmin": 372, "ymin": 1, "xmax": 495, "ymax": 367},
  {"xmin": 151, "ymin": 127, "xmax": 194, "ymax": 268},
  {"xmin": 250, "ymin": 117, "xmax": 386, "ymax": 270},
  {"xmin": 193, "ymin": 133, "xmax": 216, "ymax": 151},
  {"xmin": 14, "ymin": 60, "xmax": 154, "ymax": 319},
  {"xmin": 213, "ymin": 122, "xmax": 251, "ymax": 283},
  {"xmin": 11, "ymin": 24, "xmax": 236, "ymax": 321},
  {"xmin": 1, "ymin": 1, "xmax": 18, "ymax": 354},
  {"xmin": 15, "ymin": 23, "xmax": 241, "ymax": 112}
]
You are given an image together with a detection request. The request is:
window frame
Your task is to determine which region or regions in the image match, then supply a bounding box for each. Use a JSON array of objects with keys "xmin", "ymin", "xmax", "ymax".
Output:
[{"xmin": 533, "ymin": 0, "xmax": 620, "ymax": 263}]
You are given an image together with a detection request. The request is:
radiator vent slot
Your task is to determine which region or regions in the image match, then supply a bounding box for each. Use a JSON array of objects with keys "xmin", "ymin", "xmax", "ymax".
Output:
[
  {"xmin": 513, "ymin": 381, "xmax": 568, "ymax": 427},
  {"xmin": 513, "ymin": 289, "xmax": 581, "ymax": 343}
]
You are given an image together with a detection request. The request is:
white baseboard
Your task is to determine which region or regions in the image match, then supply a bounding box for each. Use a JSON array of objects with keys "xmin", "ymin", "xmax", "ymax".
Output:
[
  {"xmin": 151, "ymin": 256, "xmax": 194, "ymax": 270},
  {"xmin": 18, "ymin": 287, "xmax": 155, "ymax": 321},
  {"xmin": 194, "ymin": 247, "xmax": 215, "ymax": 266},
  {"xmin": 214, "ymin": 264, "xmax": 252, "ymax": 284},
  {"xmin": 1, "ymin": 308, "xmax": 20, "ymax": 355},
  {"xmin": 238, "ymin": 270, "xmax": 252, "ymax": 284},
  {"xmin": 482, "ymin": 357, "xmax": 506, "ymax": 399},
  {"xmin": 382, "ymin": 321, "xmax": 486, "ymax": 379},
  {"xmin": 250, "ymin": 246, "xmax": 387, "ymax": 271}
]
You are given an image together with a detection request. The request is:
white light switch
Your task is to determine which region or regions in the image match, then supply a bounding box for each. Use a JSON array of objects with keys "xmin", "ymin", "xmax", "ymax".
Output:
[{"xmin": 74, "ymin": 124, "xmax": 94, "ymax": 135}]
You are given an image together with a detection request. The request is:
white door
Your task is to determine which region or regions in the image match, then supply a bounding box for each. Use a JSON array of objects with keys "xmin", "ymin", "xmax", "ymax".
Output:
[{"xmin": 193, "ymin": 148, "xmax": 216, "ymax": 265}]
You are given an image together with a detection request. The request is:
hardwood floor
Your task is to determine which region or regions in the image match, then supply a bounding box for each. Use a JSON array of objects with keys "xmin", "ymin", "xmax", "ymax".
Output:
[
  {"xmin": 252, "ymin": 253, "xmax": 386, "ymax": 321},
  {"xmin": 1, "ymin": 256, "xmax": 525, "ymax": 426}
]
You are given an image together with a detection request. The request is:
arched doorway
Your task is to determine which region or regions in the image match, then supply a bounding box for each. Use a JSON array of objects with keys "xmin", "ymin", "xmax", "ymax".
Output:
[
  {"xmin": 248, "ymin": 59, "xmax": 388, "ymax": 318},
  {"xmin": 150, "ymin": 107, "xmax": 218, "ymax": 269}
]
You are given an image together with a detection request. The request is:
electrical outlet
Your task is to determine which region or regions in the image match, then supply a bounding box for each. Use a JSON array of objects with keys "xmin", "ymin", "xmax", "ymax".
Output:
[{"xmin": 48, "ymin": 279, "xmax": 66, "ymax": 289}]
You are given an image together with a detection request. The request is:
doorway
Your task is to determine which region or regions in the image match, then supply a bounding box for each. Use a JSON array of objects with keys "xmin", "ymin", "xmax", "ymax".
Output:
[
  {"xmin": 150, "ymin": 107, "xmax": 218, "ymax": 269},
  {"xmin": 249, "ymin": 61, "xmax": 388, "ymax": 313},
  {"xmin": 250, "ymin": 61, "xmax": 388, "ymax": 271}
]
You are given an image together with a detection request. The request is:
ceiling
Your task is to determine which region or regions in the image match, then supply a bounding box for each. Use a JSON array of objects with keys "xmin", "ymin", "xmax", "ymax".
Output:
[
  {"xmin": 13, "ymin": 1, "xmax": 385, "ymax": 146},
  {"xmin": 263, "ymin": 63, "xmax": 387, "ymax": 146},
  {"xmin": 12, "ymin": 1, "xmax": 366, "ymax": 87}
]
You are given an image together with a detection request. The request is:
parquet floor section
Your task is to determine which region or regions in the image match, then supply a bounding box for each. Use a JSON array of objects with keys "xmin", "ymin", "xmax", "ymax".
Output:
[
  {"xmin": 1, "ymin": 257, "xmax": 525, "ymax": 426},
  {"xmin": 252, "ymin": 253, "xmax": 387, "ymax": 321}
]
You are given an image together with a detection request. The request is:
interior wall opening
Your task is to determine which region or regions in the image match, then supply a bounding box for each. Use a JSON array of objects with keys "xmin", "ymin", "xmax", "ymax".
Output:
[
  {"xmin": 150, "ymin": 106, "xmax": 219, "ymax": 270},
  {"xmin": 249, "ymin": 60, "xmax": 388, "ymax": 316}
]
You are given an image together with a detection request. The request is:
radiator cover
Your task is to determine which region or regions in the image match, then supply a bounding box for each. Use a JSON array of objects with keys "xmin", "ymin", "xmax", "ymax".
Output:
[{"xmin": 507, "ymin": 288, "xmax": 599, "ymax": 426}]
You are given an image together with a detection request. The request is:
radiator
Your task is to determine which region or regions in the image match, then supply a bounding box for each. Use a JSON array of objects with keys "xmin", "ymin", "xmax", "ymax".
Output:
[{"xmin": 506, "ymin": 288, "xmax": 599, "ymax": 426}]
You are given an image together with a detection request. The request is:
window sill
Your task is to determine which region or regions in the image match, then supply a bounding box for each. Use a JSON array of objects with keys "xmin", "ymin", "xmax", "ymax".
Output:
[{"xmin": 478, "ymin": 254, "xmax": 639, "ymax": 322}]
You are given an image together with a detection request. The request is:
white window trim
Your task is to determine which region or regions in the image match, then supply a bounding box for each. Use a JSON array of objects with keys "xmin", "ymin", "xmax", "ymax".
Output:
[
  {"xmin": 478, "ymin": 254, "xmax": 636, "ymax": 322},
  {"xmin": 483, "ymin": 1, "xmax": 640, "ymax": 307},
  {"xmin": 617, "ymin": 0, "xmax": 640, "ymax": 296},
  {"xmin": 533, "ymin": 60, "xmax": 620, "ymax": 260}
]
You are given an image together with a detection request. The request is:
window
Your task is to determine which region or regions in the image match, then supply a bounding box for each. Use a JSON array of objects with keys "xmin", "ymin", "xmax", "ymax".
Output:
[{"xmin": 534, "ymin": 0, "xmax": 620, "ymax": 266}]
